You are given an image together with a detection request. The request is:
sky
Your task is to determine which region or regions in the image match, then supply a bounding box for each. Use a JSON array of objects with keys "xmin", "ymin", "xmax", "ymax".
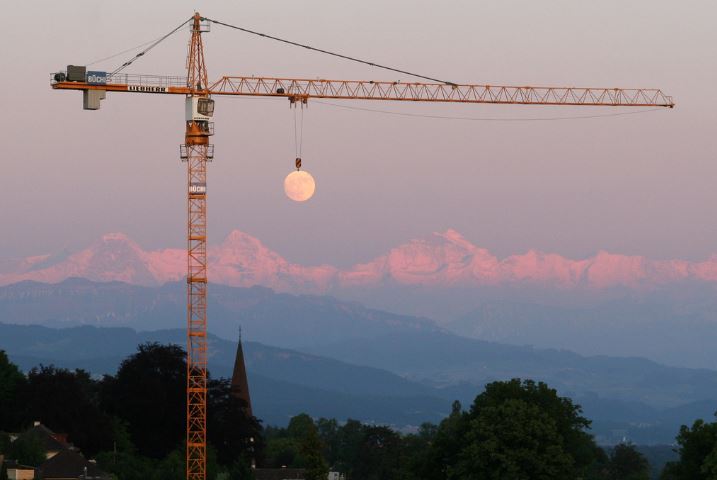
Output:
[{"xmin": 2, "ymin": 0, "xmax": 716, "ymax": 267}]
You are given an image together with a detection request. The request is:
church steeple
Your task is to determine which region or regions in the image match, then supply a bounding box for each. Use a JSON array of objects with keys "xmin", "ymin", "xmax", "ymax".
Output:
[{"xmin": 231, "ymin": 326, "xmax": 253, "ymax": 417}]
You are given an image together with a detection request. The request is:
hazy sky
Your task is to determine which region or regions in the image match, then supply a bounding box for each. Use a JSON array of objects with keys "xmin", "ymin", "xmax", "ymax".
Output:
[{"xmin": 3, "ymin": 1, "xmax": 716, "ymax": 267}]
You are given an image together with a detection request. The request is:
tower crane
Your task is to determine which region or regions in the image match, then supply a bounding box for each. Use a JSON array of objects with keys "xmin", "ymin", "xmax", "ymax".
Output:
[{"xmin": 50, "ymin": 12, "xmax": 674, "ymax": 480}]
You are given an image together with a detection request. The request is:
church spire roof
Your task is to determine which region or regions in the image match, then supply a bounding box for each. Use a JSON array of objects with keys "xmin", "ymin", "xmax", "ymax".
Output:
[{"xmin": 231, "ymin": 325, "xmax": 253, "ymax": 417}]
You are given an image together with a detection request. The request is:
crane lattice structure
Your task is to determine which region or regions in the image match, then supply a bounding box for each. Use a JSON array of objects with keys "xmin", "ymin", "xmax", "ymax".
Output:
[{"xmin": 50, "ymin": 12, "xmax": 674, "ymax": 480}]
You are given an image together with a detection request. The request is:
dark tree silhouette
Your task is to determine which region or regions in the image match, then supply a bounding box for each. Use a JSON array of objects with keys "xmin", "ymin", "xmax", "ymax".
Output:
[
  {"xmin": 6, "ymin": 430, "xmax": 46, "ymax": 466},
  {"xmin": 207, "ymin": 378, "xmax": 263, "ymax": 467},
  {"xmin": 607, "ymin": 443, "xmax": 649, "ymax": 480},
  {"xmin": 431, "ymin": 379, "xmax": 598, "ymax": 480},
  {"xmin": 0, "ymin": 351, "xmax": 27, "ymax": 432},
  {"xmin": 22, "ymin": 365, "xmax": 113, "ymax": 455},
  {"xmin": 353, "ymin": 426, "xmax": 403, "ymax": 480},
  {"xmin": 100, "ymin": 343, "xmax": 186, "ymax": 459},
  {"xmin": 661, "ymin": 415, "xmax": 717, "ymax": 480}
]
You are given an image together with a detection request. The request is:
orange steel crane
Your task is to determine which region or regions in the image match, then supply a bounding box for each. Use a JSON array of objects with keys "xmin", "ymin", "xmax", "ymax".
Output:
[{"xmin": 50, "ymin": 12, "xmax": 674, "ymax": 480}]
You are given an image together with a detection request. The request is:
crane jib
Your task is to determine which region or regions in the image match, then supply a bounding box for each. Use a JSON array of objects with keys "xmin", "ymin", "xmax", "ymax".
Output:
[{"xmin": 51, "ymin": 78, "xmax": 674, "ymax": 107}]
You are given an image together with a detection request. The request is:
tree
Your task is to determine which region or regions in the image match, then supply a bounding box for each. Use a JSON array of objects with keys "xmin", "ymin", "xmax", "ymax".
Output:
[
  {"xmin": 22, "ymin": 365, "xmax": 113, "ymax": 456},
  {"xmin": 152, "ymin": 449, "xmax": 184, "ymax": 480},
  {"xmin": 661, "ymin": 416, "xmax": 717, "ymax": 480},
  {"xmin": 7, "ymin": 431, "xmax": 46, "ymax": 467},
  {"xmin": 701, "ymin": 444, "xmax": 717, "ymax": 478},
  {"xmin": 427, "ymin": 400, "xmax": 468, "ymax": 480},
  {"xmin": 316, "ymin": 417, "xmax": 339, "ymax": 466},
  {"xmin": 262, "ymin": 414, "xmax": 328, "ymax": 478},
  {"xmin": 287, "ymin": 414, "xmax": 315, "ymax": 441},
  {"xmin": 0, "ymin": 351, "xmax": 26, "ymax": 432},
  {"xmin": 264, "ymin": 436, "xmax": 300, "ymax": 468},
  {"xmin": 434, "ymin": 379, "xmax": 598, "ymax": 480},
  {"xmin": 0, "ymin": 437, "xmax": 9, "ymax": 480},
  {"xmin": 298, "ymin": 421, "xmax": 328, "ymax": 480},
  {"xmin": 95, "ymin": 450, "xmax": 155, "ymax": 480},
  {"xmin": 279, "ymin": 414, "xmax": 328, "ymax": 479},
  {"xmin": 207, "ymin": 378, "xmax": 263, "ymax": 467},
  {"xmin": 334, "ymin": 419, "xmax": 365, "ymax": 476},
  {"xmin": 454, "ymin": 398, "xmax": 574, "ymax": 479},
  {"xmin": 353, "ymin": 426, "xmax": 403, "ymax": 480},
  {"xmin": 585, "ymin": 445, "xmax": 610, "ymax": 480},
  {"xmin": 206, "ymin": 445, "xmax": 220, "ymax": 480},
  {"xmin": 607, "ymin": 443, "xmax": 649, "ymax": 480},
  {"xmin": 226, "ymin": 457, "xmax": 254, "ymax": 480},
  {"xmin": 101, "ymin": 343, "xmax": 186, "ymax": 459},
  {"xmin": 94, "ymin": 418, "xmax": 152, "ymax": 480},
  {"xmin": 0, "ymin": 432, "xmax": 10, "ymax": 455},
  {"xmin": 108, "ymin": 417, "xmax": 135, "ymax": 455},
  {"xmin": 401, "ymin": 423, "xmax": 438, "ymax": 480}
]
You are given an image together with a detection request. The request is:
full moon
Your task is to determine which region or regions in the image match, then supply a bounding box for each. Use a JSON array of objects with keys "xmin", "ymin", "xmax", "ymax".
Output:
[{"xmin": 284, "ymin": 170, "xmax": 316, "ymax": 202}]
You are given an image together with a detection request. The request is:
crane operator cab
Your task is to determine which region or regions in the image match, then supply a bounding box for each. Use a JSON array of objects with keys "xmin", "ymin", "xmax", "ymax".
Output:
[
  {"xmin": 197, "ymin": 97, "xmax": 215, "ymax": 117},
  {"xmin": 185, "ymin": 96, "xmax": 215, "ymax": 140}
]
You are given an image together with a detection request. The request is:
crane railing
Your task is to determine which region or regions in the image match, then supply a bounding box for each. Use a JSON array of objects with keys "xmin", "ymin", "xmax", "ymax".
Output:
[
  {"xmin": 50, "ymin": 72, "xmax": 188, "ymax": 87},
  {"xmin": 106, "ymin": 73, "xmax": 188, "ymax": 87}
]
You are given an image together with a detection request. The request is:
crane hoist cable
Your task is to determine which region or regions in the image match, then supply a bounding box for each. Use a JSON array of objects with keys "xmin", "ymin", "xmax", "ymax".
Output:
[
  {"xmin": 204, "ymin": 17, "xmax": 458, "ymax": 86},
  {"xmin": 293, "ymin": 100, "xmax": 306, "ymax": 170}
]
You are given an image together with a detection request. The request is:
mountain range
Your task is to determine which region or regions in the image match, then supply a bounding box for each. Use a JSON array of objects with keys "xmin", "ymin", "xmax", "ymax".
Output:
[
  {"xmin": 3, "ymin": 229, "xmax": 717, "ymax": 294},
  {"xmin": 2, "ymin": 230, "xmax": 716, "ymax": 369}
]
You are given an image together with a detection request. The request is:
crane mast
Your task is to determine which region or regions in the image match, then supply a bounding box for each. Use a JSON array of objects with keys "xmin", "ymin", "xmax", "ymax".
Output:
[
  {"xmin": 49, "ymin": 12, "xmax": 674, "ymax": 480},
  {"xmin": 184, "ymin": 13, "xmax": 213, "ymax": 480}
]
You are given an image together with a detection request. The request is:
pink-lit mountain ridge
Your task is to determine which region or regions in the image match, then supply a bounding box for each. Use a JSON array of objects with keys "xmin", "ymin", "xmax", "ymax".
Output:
[{"xmin": 2, "ymin": 229, "xmax": 717, "ymax": 292}]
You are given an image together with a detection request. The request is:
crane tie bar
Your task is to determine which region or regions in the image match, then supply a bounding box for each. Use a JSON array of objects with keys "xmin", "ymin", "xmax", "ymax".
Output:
[
  {"xmin": 204, "ymin": 17, "xmax": 458, "ymax": 87},
  {"xmin": 110, "ymin": 17, "xmax": 193, "ymax": 76}
]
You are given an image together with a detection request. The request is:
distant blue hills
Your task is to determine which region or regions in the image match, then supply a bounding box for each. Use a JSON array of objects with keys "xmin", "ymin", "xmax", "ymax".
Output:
[
  {"xmin": 0, "ymin": 278, "xmax": 439, "ymax": 346},
  {"xmin": 0, "ymin": 278, "xmax": 716, "ymax": 444}
]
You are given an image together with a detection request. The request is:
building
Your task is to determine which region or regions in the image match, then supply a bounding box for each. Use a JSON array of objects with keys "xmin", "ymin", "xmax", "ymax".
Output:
[
  {"xmin": 13, "ymin": 422, "xmax": 71, "ymax": 460},
  {"xmin": 2, "ymin": 422, "xmax": 110, "ymax": 480},
  {"xmin": 5, "ymin": 460, "xmax": 35, "ymax": 480},
  {"xmin": 37, "ymin": 449, "xmax": 111, "ymax": 480},
  {"xmin": 253, "ymin": 469, "xmax": 345, "ymax": 480},
  {"xmin": 253, "ymin": 468, "xmax": 306, "ymax": 480}
]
